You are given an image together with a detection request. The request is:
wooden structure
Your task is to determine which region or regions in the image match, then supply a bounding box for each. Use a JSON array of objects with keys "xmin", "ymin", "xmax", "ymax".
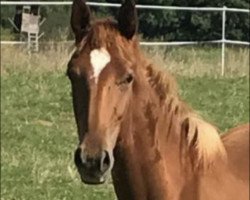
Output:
[
  {"xmin": 21, "ymin": 6, "xmax": 40, "ymax": 52},
  {"xmin": 10, "ymin": 5, "xmax": 45, "ymax": 52}
]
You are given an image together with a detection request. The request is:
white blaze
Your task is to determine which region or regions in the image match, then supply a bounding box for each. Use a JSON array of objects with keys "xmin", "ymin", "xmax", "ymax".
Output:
[{"xmin": 90, "ymin": 47, "xmax": 111, "ymax": 83}]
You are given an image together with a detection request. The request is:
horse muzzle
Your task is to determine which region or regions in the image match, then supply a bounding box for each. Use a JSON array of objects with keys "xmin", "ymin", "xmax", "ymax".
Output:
[{"xmin": 74, "ymin": 147, "xmax": 112, "ymax": 184}]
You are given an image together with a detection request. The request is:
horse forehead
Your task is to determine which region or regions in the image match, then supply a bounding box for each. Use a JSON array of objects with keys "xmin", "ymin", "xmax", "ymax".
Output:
[{"xmin": 90, "ymin": 47, "xmax": 111, "ymax": 82}]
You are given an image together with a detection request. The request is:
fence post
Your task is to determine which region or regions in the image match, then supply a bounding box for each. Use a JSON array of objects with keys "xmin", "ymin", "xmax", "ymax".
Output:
[{"xmin": 221, "ymin": 6, "xmax": 226, "ymax": 76}]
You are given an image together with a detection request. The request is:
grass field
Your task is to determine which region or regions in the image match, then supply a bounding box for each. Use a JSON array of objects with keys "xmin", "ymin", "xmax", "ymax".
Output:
[{"xmin": 1, "ymin": 46, "xmax": 249, "ymax": 199}]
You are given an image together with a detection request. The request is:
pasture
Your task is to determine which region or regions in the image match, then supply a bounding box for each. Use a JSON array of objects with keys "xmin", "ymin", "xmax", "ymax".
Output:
[{"xmin": 1, "ymin": 45, "xmax": 249, "ymax": 200}]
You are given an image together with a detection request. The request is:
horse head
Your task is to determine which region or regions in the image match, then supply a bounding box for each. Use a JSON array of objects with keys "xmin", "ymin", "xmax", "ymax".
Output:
[{"xmin": 68, "ymin": 0, "xmax": 138, "ymax": 184}]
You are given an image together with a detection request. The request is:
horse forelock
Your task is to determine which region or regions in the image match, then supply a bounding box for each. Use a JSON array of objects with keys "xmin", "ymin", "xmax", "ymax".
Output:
[{"xmin": 76, "ymin": 19, "xmax": 139, "ymax": 54}]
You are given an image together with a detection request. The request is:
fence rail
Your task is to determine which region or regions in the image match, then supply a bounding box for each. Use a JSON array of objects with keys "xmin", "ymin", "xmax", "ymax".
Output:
[
  {"xmin": 1, "ymin": 1, "xmax": 250, "ymax": 13},
  {"xmin": 1, "ymin": 1, "xmax": 250, "ymax": 75}
]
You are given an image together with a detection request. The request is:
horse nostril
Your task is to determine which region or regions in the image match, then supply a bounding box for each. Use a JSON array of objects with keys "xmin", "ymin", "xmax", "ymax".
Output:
[
  {"xmin": 100, "ymin": 151, "xmax": 110, "ymax": 173},
  {"xmin": 100, "ymin": 150, "xmax": 111, "ymax": 173},
  {"xmin": 74, "ymin": 148, "xmax": 111, "ymax": 175},
  {"xmin": 74, "ymin": 147, "xmax": 83, "ymax": 167}
]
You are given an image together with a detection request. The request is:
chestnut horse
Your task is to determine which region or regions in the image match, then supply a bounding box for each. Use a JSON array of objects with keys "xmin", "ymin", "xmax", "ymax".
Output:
[{"xmin": 67, "ymin": 0, "xmax": 249, "ymax": 199}]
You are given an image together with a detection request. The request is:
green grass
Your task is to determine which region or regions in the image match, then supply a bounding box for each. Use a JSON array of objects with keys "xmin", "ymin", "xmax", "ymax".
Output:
[
  {"xmin": 177, "ymin": 76, "xmax": 249, "ymax": 131},
  {"xmin": 1, "ymin": 45, "xmax": 249, "ymax": 199},
  {"xmin": 1, "ymin": 71, "xmax": 115, "ymax": 200}
]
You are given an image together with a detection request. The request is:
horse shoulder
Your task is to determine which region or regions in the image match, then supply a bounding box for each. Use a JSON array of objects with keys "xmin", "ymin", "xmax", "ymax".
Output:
[{"xmin": 221, "ymin": 123, "xmax": 249, "ymax": 182}]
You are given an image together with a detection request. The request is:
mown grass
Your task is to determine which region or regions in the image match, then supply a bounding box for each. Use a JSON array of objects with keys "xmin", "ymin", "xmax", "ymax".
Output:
[
  {"xmin": 1, "ymin": 71, "xmax": 115, "ymax": 200},
  {"xmin": 1, "ymin": 45, "xmax": 249, "ymax": 199}
]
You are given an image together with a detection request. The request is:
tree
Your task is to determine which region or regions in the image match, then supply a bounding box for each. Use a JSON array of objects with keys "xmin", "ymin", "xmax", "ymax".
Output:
[{"xmin": 106, "ymin": 0, "xmax": 249, "ymax": 42}]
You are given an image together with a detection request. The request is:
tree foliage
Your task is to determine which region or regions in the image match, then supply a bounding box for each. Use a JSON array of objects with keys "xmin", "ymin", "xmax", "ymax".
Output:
[{"xmin": 107, "ymin": 0, "xmax": 250, "ymax": 41}]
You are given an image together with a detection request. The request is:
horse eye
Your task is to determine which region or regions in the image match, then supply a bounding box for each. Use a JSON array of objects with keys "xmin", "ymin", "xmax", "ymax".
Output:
[
  {"xmin": 116, "ymin": 73, "xmax": 134, "ymax": 86},
  {"xmin": 125, "ymin": 73, "xmax": 133, "ymax": 84}
]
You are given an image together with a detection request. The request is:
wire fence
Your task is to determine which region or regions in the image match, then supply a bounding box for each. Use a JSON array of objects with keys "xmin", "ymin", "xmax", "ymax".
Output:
[{"xmin": 1, "ymin": 1, "xmax": 250, "ymax": 75}]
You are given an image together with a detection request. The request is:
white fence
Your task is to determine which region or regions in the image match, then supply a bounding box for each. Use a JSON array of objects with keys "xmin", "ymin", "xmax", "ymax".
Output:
[{"xmin": 1, "ymin": 1, "xmax": 250, "ymax": 75}]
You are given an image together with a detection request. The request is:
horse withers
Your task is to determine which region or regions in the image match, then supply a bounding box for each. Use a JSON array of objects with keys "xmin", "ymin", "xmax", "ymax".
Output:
[{"xmin": 67, "ymin": 0, "xmax": 249, "ymax": 199}]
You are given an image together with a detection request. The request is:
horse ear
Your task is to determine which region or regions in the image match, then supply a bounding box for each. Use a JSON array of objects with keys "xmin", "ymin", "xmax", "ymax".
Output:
[
  {"xmin": 118, "ymin": 0, "xmax": 138, "ymax": 39},
  {"xmin": 71, "ymin": 0, "xmax": 91, "ymax": 45}
]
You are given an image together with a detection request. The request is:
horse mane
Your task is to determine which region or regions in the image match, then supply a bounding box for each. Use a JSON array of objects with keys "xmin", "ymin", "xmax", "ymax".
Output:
[
  {"xmin": 145, "ymin": 63, "xmax": 227, "ymax": 170},
  {"xmin": 182, "ymin": 114, "xmax": 227, "ymax": 169},
  {"xmin": 145, "ymin": 63, "xmax": 178, "ymax": 100}
]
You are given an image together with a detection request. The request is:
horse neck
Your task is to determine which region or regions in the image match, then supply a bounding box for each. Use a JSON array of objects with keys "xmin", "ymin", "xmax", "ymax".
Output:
[{"xmin": 112, "ymin": 74, "xmax": 190, "ymax": 200}]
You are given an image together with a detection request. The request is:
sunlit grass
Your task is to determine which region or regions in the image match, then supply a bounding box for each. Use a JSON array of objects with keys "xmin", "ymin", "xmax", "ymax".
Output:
[
  {"xmin": 1, "ymin": 44, "xmax": 249, "ymax": 77},
  {"xmin": 143, "ymin": 45, "xmax": 249, "ymax": 77},
  {"xmin": 1, "ymin": 43, "xmax": 74, "ymax": 75}
]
